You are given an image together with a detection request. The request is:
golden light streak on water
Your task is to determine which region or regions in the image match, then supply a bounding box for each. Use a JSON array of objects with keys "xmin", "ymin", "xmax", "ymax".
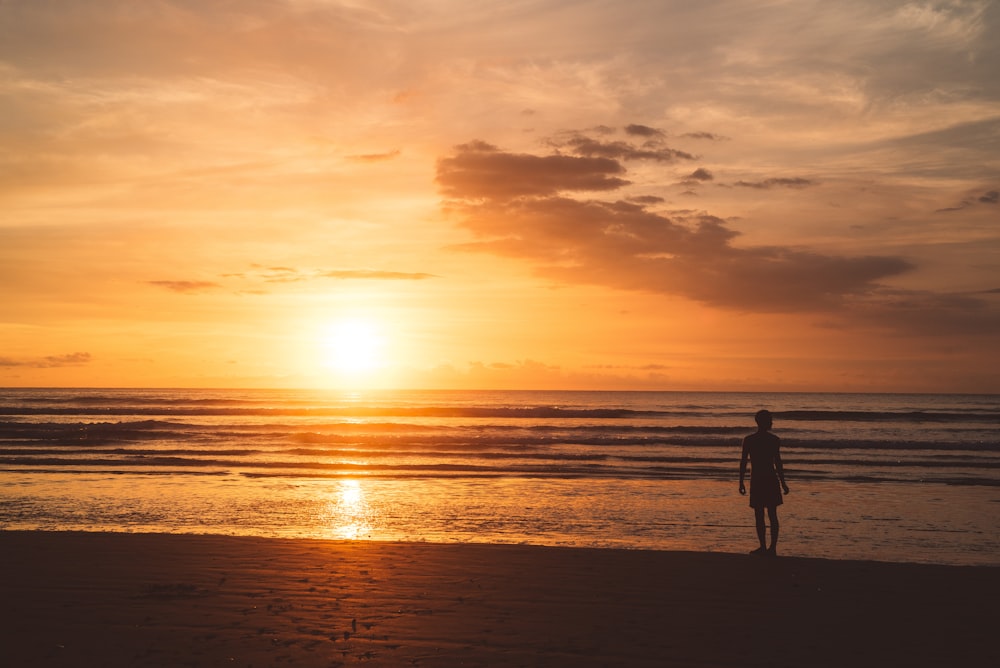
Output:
[{"xmin": 325, "ymin": 479, "xmax": 372, "ymax": 540}]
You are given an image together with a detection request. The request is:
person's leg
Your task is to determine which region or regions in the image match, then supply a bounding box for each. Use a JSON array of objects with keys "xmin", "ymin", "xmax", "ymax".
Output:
[
  {"xmin": 751, "ymin": 507, "xmax": 767, "ymax": 554},
  {"xmin": 767, "ymin": 506, "xmax": 779, "ymax": 555}
]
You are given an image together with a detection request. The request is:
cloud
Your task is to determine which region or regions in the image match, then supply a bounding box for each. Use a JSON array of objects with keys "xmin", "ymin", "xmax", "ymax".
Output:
[
  {"xmin": 847, "ymin": 289, "xmax": 1000, "ymax": 337},
  {"xmin": 624, "ymin": 124, "xmax": 665, "ymax": 138},
  {"xmin": 0, "ymin": 352, "xmax": 92, "ymax": 368},
  {"xmin": 436, "ymin": 130, "xmax": 702, "ymax": 204},
  {"xmin": 680, "ymin": 168, "xmax": 714, "ymax": 186},
  {"xmin": 560, "ymin": 136, "xmax": 695, "ymax": 162},
  {"xmin": 348, "ymin": 150, "xmax": 401, "ymax": 162},
  {"xmin": 258, "ymin": 267, "xmax": 304, "ymax": 283},
  {"xmin": 321, "ymin": 270, "xmax": 438, "ymax": 280},
  {"xmin": 237, "ymin": 266, "xmax": 439, "ymax": 286},
  {"xmin": 628, "ymin": 195, "xmax": 665, "ymax": 205},
  {"xmin": 43, "ymin": 352, "xmax": 92, "ymax": 367},
  {"xmin": 733, "ymin": 178, "xmax": 816, "ymax": 189},
  {"xmin": 681, "ymin": 132, "xmax": 727, "ymax": 141},
  {"xmin": 935, "ymin": 188, "xmax": 1000, "ymax": 212},
  {"xmin": 587, "ymin": 363, "xmax": 671, "ymax": 371},
  {"xmin": 549, "ymin": 128, "xmax": 696, "ymax": 162},
  {"xmin": 436, "ymin": 140, "xmax": 629, "ymax": 199},
  {"xmin": 439, "ymin": 134, "xmax": 914, "ymax": 313},
  {"xmin": 146, "ymin": 280, "xmax": 221, "ymax": 293},
  {"xmin": 873, "ymin": 118, "xmax": 1000, "ymax": 181}
]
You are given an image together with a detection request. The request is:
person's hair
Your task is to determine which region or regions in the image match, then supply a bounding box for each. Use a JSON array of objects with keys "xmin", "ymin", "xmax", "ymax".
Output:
[{"xmin": 755, "ymin": 409, "xmax": 773, "ymax": 429}]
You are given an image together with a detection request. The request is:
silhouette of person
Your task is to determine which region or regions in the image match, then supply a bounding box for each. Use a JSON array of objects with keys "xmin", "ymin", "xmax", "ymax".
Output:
[{"xmin": 739, "ymin": 409, "xmax": 789, "ymax": 556}]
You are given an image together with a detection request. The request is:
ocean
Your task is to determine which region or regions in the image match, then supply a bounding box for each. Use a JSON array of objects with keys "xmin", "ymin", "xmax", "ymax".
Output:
[{"xmin": 1, "ymin": 388, "xmax": 998, "ymax": 566}]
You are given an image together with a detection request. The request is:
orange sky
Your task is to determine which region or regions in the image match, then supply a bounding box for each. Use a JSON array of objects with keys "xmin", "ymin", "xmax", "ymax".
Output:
[{"xmin": 2, "ymin": 1, "xmax": 998, "ymax": 392}]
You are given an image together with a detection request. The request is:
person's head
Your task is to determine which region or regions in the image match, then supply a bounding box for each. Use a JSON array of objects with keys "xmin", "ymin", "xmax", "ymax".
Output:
[{"xmin": 754, "ymin": 409, "xmax": 773, "ymax": 430}]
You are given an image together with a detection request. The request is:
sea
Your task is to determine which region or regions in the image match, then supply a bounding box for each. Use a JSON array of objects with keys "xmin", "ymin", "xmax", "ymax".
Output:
[{"xmin": 1, "ymin": 388, "xmax": 998, "ymax": 566}]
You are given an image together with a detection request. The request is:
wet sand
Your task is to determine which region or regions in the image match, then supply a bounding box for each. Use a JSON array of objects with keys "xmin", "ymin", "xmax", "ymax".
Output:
[{"xmin": 1, "ymin": 531, "xmax": 997, "ymax": 667}]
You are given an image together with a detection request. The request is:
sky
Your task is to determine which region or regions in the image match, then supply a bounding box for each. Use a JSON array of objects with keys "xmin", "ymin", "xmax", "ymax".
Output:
[{"xmin": 1, "ymin": 0, "xmax": 998, "ymax": 392}]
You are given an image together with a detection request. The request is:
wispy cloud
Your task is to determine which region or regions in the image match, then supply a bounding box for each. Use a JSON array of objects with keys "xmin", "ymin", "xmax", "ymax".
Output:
[
  {"xmin": 348, "ymin": 150, "xmax": 401, "ymax": 162},
  {"xmin": 680, "ymin": 168, "xmax": 714, "ymax": 187},
  {"xmin": 160, "ymin": 267, "xmax": 441, "ymax": 292},
  {"xmin": 258, "ymin": 267, "xmax": 304, "ymax": 284},
  {"xmin": 146, "ymin": 281, "xmax": 222, "ymax": 294},
  {"xmin": 732, "ymin": 178, "xmax": 816, "ymax": 189},
  {"xmin": 624, "ymin": 124, "xmax": 665, "ymax": 138},
  {"xmin": 847, "ymin": 288, "xmax": 1000, "ymax": 337},
  {"xmin": 681, "ymin": 132, "xmax": 727, "ymax": 141},
  {"xmin": 935, "ymin": 188, "xmax": 1000, "ymax": 212},
  {"xmin": 547, "ymin": 127, "xmax": 696, "ymax": 162},
  {"xmin": 321, "ymin": 270, "xmax": 438, "ymax": 280},
  {"xmin": 240, "ymin": 266, "xmax": 440, "ymax": 285},
  {"xmin": 0, "ymin": 352, "xmax": 92, "ymax": 368}
]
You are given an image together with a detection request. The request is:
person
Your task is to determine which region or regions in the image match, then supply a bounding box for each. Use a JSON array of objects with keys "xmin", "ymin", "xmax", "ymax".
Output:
[{"xmin": 739, "ymin": 409, "xmax": 789, "ymax": 556}]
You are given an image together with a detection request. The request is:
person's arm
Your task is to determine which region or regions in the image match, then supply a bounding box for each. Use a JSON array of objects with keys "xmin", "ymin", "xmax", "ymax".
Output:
[
  {"xmin": 774, "ymin": 440, "xmax": 789, "ymax": 494},
  {"xmin": 739, "ymin": 438, "xmax": 748, "ymax": 495}
]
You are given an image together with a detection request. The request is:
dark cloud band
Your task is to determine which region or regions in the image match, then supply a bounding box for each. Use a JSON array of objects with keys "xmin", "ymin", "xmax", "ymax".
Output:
[{"xmin": 438, "ymin": 130, "xmax": 912, "ymax": 314}]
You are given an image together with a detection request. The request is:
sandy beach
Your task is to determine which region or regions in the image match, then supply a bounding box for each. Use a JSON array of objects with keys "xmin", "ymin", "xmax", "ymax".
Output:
[{"xmin": 1, "ymin": 531, "xmax": 997, "ymax": 667}]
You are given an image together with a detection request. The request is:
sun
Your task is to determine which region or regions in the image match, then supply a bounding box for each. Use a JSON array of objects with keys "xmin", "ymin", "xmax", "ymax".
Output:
[{"xmin": 322, "ymin": 319, "xmax": 385, "ymax": 374}]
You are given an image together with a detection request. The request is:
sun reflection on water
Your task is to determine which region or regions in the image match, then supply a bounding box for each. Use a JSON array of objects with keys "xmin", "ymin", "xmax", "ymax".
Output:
[{"xmin": 326, "ymin": 479, "xmax": 372, "ymax": 540}]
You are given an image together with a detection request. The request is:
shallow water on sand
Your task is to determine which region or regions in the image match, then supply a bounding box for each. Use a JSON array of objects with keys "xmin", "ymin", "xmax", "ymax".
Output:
[{"xmin": 2, "ymin": 389, "xmax": 998, "ymax": 565}]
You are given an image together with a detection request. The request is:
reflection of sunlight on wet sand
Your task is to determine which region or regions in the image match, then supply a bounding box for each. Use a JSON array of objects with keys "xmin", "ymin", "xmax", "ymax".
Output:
[{"xmin": 326, "ymin": 479, "xmax": 371, "ymax": 540}]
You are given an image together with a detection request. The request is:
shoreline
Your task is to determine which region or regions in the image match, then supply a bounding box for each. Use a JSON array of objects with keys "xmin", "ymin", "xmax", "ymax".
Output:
[{"xmin": 2, "ymin": 530, "xmax": 997, "ymax": 666}]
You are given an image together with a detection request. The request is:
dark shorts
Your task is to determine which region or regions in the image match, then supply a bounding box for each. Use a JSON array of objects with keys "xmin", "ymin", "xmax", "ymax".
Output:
[{"xmin": 749, "ymin": 475, "xmax": 783, "ymax": 509}]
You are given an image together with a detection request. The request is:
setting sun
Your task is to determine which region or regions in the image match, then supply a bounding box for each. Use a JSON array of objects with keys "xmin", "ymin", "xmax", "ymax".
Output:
[{"xmin": 322, "ymin": 319, "xmax": 386, "ymax": 375}]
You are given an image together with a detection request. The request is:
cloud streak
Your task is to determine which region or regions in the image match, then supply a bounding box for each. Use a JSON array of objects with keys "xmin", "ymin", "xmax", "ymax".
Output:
[
  {"xmin": 321, "ymin": 270, "xmax": 438, "ymax": 280},
  {"xmin": 548, "ymin": 128, "xmax": 696, "ymax": 163},
  {"xmin": 732, "ymin": 178, "xmax": 816, "ymax": 189},
  {"xmin": 935, "ymin": 189, "xmax": 1000, "ymax": 212},
  {"xmin": 0, "ymin": 352, "xmax": 92, "ymax": 368},
  {"xmin": 147, "ymin": 281, "xmax": 221, "ymax": 294},
  {"xmin": 349, "ymin": 150, "xmax": 402, "ymax": 163}
]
